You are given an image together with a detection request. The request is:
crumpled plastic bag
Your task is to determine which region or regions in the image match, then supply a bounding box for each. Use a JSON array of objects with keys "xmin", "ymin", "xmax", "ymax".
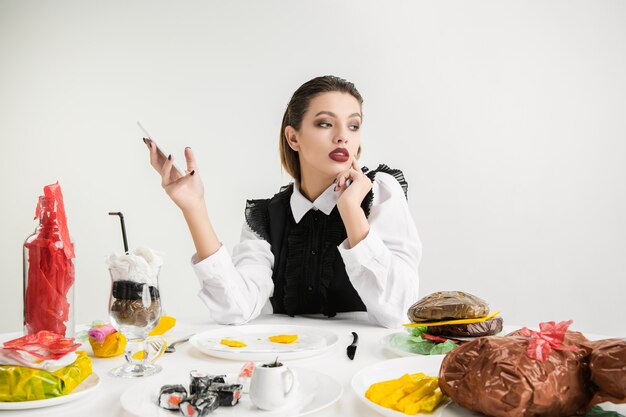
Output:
[
  {"xmin": 0, "ymin": 350, "xmax": 92, "ymax": 402},
  {"xmin": 439, "ymin": 321, "xmax": 626, "ymax": 417}
]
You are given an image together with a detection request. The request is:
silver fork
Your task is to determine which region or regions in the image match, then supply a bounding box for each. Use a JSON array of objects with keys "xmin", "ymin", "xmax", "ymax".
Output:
[{"xmin": 164, "ymin": 337, "xmax": 191, "ymax": 353}]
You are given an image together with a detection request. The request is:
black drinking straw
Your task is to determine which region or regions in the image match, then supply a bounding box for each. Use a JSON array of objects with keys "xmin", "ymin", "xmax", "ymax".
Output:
[{"xmin": 108, "ymin": 212, "xmax": 129, "ymax": 253}]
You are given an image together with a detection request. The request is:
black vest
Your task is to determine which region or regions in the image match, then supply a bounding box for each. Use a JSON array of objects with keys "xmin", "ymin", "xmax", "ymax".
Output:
[{"xmin": 244, "ymin": 164, "xmax": 408, "ymax": 317}]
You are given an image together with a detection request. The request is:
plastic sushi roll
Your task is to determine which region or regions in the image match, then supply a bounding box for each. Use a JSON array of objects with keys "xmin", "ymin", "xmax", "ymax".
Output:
[
  {"xmin": 179, "ymin": 393, "xmax": 219, "ymax": 417},
  {"xmin": 195, "ymin": 392, "xmax": 219, "ymax": 414},
  {"xmin": 189, "ymin": 371, "xmax": 212, "ymax": 396},
  {"xmin": 158, "ymin": 384, "xmax": 187, "ymax": 410},
  {"xmin": 207, "ymin": 383, "xmax": 243, "ymax": 406},
  {"xmin": 209, "ymin": 374, "xmax": 226, "ymax": 384},
  {"xmin": 238, "ymin": 362, "xmax": 255, "ymax": 393}
]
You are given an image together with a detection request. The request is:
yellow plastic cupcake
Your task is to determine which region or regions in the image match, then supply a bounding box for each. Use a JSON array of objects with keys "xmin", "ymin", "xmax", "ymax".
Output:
[{"xmin": 88, "ymin": 325, "xmax": 126, "ymax": 358}]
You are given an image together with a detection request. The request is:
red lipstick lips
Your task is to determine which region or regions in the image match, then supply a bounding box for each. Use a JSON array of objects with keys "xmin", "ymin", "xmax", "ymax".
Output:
[{"xmin": 329, "ymin": 147, "xmax": 350, "ymax": 163}]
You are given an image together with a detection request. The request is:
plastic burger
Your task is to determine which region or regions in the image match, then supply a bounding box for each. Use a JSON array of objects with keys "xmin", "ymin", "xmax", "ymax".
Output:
[{"xmin": 398, "ymin": 291, "xmax": 503, "ymax": 355}]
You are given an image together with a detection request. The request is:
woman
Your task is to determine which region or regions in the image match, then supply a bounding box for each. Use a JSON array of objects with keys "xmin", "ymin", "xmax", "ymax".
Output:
[{"xmin": 145, "ymin": 75, "xmax": 421, "ymax": 328}]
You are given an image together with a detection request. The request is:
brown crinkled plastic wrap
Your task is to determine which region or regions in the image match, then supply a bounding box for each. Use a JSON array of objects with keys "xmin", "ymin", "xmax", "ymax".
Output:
[
  {"xmin": 586, "ymin": 338, "xmax": 626, "ymax": 405},
  {"xmin": 428, "ymin": 316, "xmax": 503, "ymax": 337},
  {"xmin": 439, "ymin": 331, "xmax": 626, "ymax": 417},
  {"xmin": 408, "ymin": 291, "xmax": 489, "ymax": 322}
]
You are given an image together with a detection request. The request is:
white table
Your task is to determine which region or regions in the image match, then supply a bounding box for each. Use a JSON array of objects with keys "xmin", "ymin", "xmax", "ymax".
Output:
[
  {"xmin": 2, "ymin": 314, "xmax": 625, "ymax": 417},
  {"xmin": 2, "ymin": 313, "xmax": 406, "ymax": 417}
]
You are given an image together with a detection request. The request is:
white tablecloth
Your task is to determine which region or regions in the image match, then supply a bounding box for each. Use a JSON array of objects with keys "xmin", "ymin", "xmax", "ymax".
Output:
[
  {"xmin": 2, "ymin": 313, "xmax": 625, "ymax": 417},
  {"xmin": 2, "ymin": 313, "xmax": 408, "ymax": 417}
]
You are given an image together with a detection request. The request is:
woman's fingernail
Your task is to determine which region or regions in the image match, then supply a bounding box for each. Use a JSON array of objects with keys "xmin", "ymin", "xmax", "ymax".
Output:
[
  {"xmin": 185, "ymin": 147, "xmax": 191, "ymax": 150},
  {"xmin": 168, "ymin": 154, "xmax": 172, "ymax": 160},
  {"xmin": 190, "ymin": 170, "xmax": 195, "ymax": 176}
]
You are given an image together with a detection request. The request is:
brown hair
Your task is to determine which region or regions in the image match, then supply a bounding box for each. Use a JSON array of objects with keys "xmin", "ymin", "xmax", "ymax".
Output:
[{"xmin": 279, "ymin": 75, "xmax": 363, "ymax": 181}]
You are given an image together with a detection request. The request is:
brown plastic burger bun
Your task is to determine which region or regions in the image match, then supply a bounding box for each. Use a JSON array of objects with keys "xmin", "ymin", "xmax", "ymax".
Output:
[
  {"xmin": 408, "ymin": 291, "xmax": 489, "ymax": 322},
  {"xmin": 428, "ymin": 316, "xmax": 503, "ymax": 338}
]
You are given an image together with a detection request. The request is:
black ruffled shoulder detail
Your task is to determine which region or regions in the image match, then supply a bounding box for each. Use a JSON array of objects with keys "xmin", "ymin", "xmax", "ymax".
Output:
[
  {"xmin": 245, "ymin": 183, "xmax": 294, "ymax": 242},
  {"xmin": 361, "ymin": 164, "xmax": 409, "ymax": 218},
  {"xmin": 245, "ymin": 198, "xmax": 270, "ymax": 241}
]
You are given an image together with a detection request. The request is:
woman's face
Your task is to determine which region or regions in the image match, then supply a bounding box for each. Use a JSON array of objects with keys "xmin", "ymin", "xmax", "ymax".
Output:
[{"xmin": 286, "ymin": 91, "xmax": 362, "ymax": 181}]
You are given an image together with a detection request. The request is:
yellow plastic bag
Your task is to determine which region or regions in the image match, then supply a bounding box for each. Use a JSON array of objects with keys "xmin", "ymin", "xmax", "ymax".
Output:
[{"xmin": 0, "ymin": 351, "xmax": 92, "ymax": 402}]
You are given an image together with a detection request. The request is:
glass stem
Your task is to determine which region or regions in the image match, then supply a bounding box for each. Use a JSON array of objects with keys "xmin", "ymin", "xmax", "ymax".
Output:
[{"xmin": 124, "ymin": 338, "xmax": 147, "ymax": 366}]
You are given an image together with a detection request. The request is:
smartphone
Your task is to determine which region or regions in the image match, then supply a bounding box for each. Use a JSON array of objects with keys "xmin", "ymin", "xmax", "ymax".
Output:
[{"xmin": 137, "ymin": 121, "xmax": 186, "ymax": 177}]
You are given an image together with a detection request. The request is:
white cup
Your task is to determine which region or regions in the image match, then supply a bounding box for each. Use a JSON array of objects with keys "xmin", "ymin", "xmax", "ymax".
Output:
[{"xmin": 249, "ymin": 362, "xmax": 298, "ymax": 410}]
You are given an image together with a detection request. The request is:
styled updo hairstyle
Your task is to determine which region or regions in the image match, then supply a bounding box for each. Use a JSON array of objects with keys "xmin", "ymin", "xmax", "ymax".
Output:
[{"xmin": 279, "ymin": 75, "xmax": 363, "ymax": 181}]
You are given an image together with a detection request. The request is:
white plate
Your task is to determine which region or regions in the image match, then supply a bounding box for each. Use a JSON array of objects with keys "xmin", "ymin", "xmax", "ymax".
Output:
[
  {"xmin": 120, "ymin": 367, "xmax": 343, "ymax": 417},
  {"xmin": 190, "ymin": 325, "xmax": 339, "ymax": 361},
  {"xmin": 352, "ymin": 357, "xmax": 626, "ymax": 417},
  {"xmin": 0, "ymin": 372, "xmax": 101, "ymax": 410},
  {"xmin": 351, "ymin": 356, "xmax": 448, "ymax": 417}
]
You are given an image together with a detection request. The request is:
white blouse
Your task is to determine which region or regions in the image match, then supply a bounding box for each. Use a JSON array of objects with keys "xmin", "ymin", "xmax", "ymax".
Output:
[{"xmin": 191, "ymin": 172, "xmax": 422, "ymax": 328}]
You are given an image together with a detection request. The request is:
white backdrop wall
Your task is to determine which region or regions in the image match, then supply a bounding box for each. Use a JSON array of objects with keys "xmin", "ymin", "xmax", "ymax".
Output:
[{"xmin": 1, "ymin": 1, "xmax": 624, "ymax": 336}]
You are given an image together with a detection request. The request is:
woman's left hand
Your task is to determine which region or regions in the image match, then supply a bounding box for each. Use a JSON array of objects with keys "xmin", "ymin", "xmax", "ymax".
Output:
[{"xmin": 335, "ymin": 157, "xmax": 372, "ymax": 208}]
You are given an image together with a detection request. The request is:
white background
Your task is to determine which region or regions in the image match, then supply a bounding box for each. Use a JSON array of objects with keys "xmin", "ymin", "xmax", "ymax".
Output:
[{"xmin": 1, "ymin": 0, "xmax": 624, "ymax": 336}]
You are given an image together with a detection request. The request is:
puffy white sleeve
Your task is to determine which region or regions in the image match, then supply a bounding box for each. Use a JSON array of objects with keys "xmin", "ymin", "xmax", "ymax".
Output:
[
  {"xmin": 338, "ymin": 172, "xmax": 422, "ymax": 328},
  {"xmin": 191, "ymin": 223, "xmax": 275, "ymax": 324}
]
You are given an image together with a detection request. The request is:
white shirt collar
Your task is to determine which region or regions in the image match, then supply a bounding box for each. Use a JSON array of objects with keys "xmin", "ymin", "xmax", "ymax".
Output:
[{"xmin": 290, "ymin": 182, "xmax": 339, "ymax": 223}]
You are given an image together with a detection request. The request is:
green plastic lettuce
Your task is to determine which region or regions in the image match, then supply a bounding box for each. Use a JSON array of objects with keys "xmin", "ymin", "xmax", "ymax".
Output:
[
  {"xmin": 583, "ymin": 406, "xmax": 625, "ymax": 417},
  {"xmin": 390, "ymin": 327, "xmax": 458, "ymax": 355},
  {"xmin": 0, "ymin": 351, "xmax": 92, "ymax": 402}
]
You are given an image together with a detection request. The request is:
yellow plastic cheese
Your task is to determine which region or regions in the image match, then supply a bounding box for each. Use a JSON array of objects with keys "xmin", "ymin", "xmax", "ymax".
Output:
[{"xmin": 404, "ymin": 311, "xmax": 501, "ymax": 328}]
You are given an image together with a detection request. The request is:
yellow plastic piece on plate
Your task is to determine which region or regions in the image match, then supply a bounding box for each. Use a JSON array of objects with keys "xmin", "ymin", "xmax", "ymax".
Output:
[
  {"xmin": 409, "ymin": 389, "xmax": 444, "ymax": 413},
  {"xmin": 0, "ymin": 351, "xmax": 92, "ymax": 402},
  {"xmin": 268, "ymin": 334, "xmax": 298, "ymax": 344},
  {"xmin": 89, "ymin": 331, "xmax": 126, "ymax": 358},
  {"xmin": 149, "ymin": 316, "xmax": 176, "ymax": 336},
  {"xmin": 365, "ymin": 372, "xmax": 446, "ymax": 415},
  {"xmin": 220, "ymin": 339, "xmax": 247, "ymax": 348},
  {"xmin": 403, "ymin": 311, "xmax": 501, "ymax": 328}
]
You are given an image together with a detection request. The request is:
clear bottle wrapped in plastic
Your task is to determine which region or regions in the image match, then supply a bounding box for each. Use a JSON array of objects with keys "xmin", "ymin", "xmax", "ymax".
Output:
[{"xmin": 23, "ymin": 186, "xmax": 75, "ymax": 337}]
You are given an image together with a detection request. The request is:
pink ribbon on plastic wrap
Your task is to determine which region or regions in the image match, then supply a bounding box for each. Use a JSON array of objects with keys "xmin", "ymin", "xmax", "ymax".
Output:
[{"xmin": 520, "ymin": 320, "xmax": 579, "ymax": 362}]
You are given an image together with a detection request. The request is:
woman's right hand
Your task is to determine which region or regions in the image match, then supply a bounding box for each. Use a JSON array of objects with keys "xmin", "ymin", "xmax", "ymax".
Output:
[{"xmin": 145, "ymin": 139, "xmax": 205, "ymax": 213}]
